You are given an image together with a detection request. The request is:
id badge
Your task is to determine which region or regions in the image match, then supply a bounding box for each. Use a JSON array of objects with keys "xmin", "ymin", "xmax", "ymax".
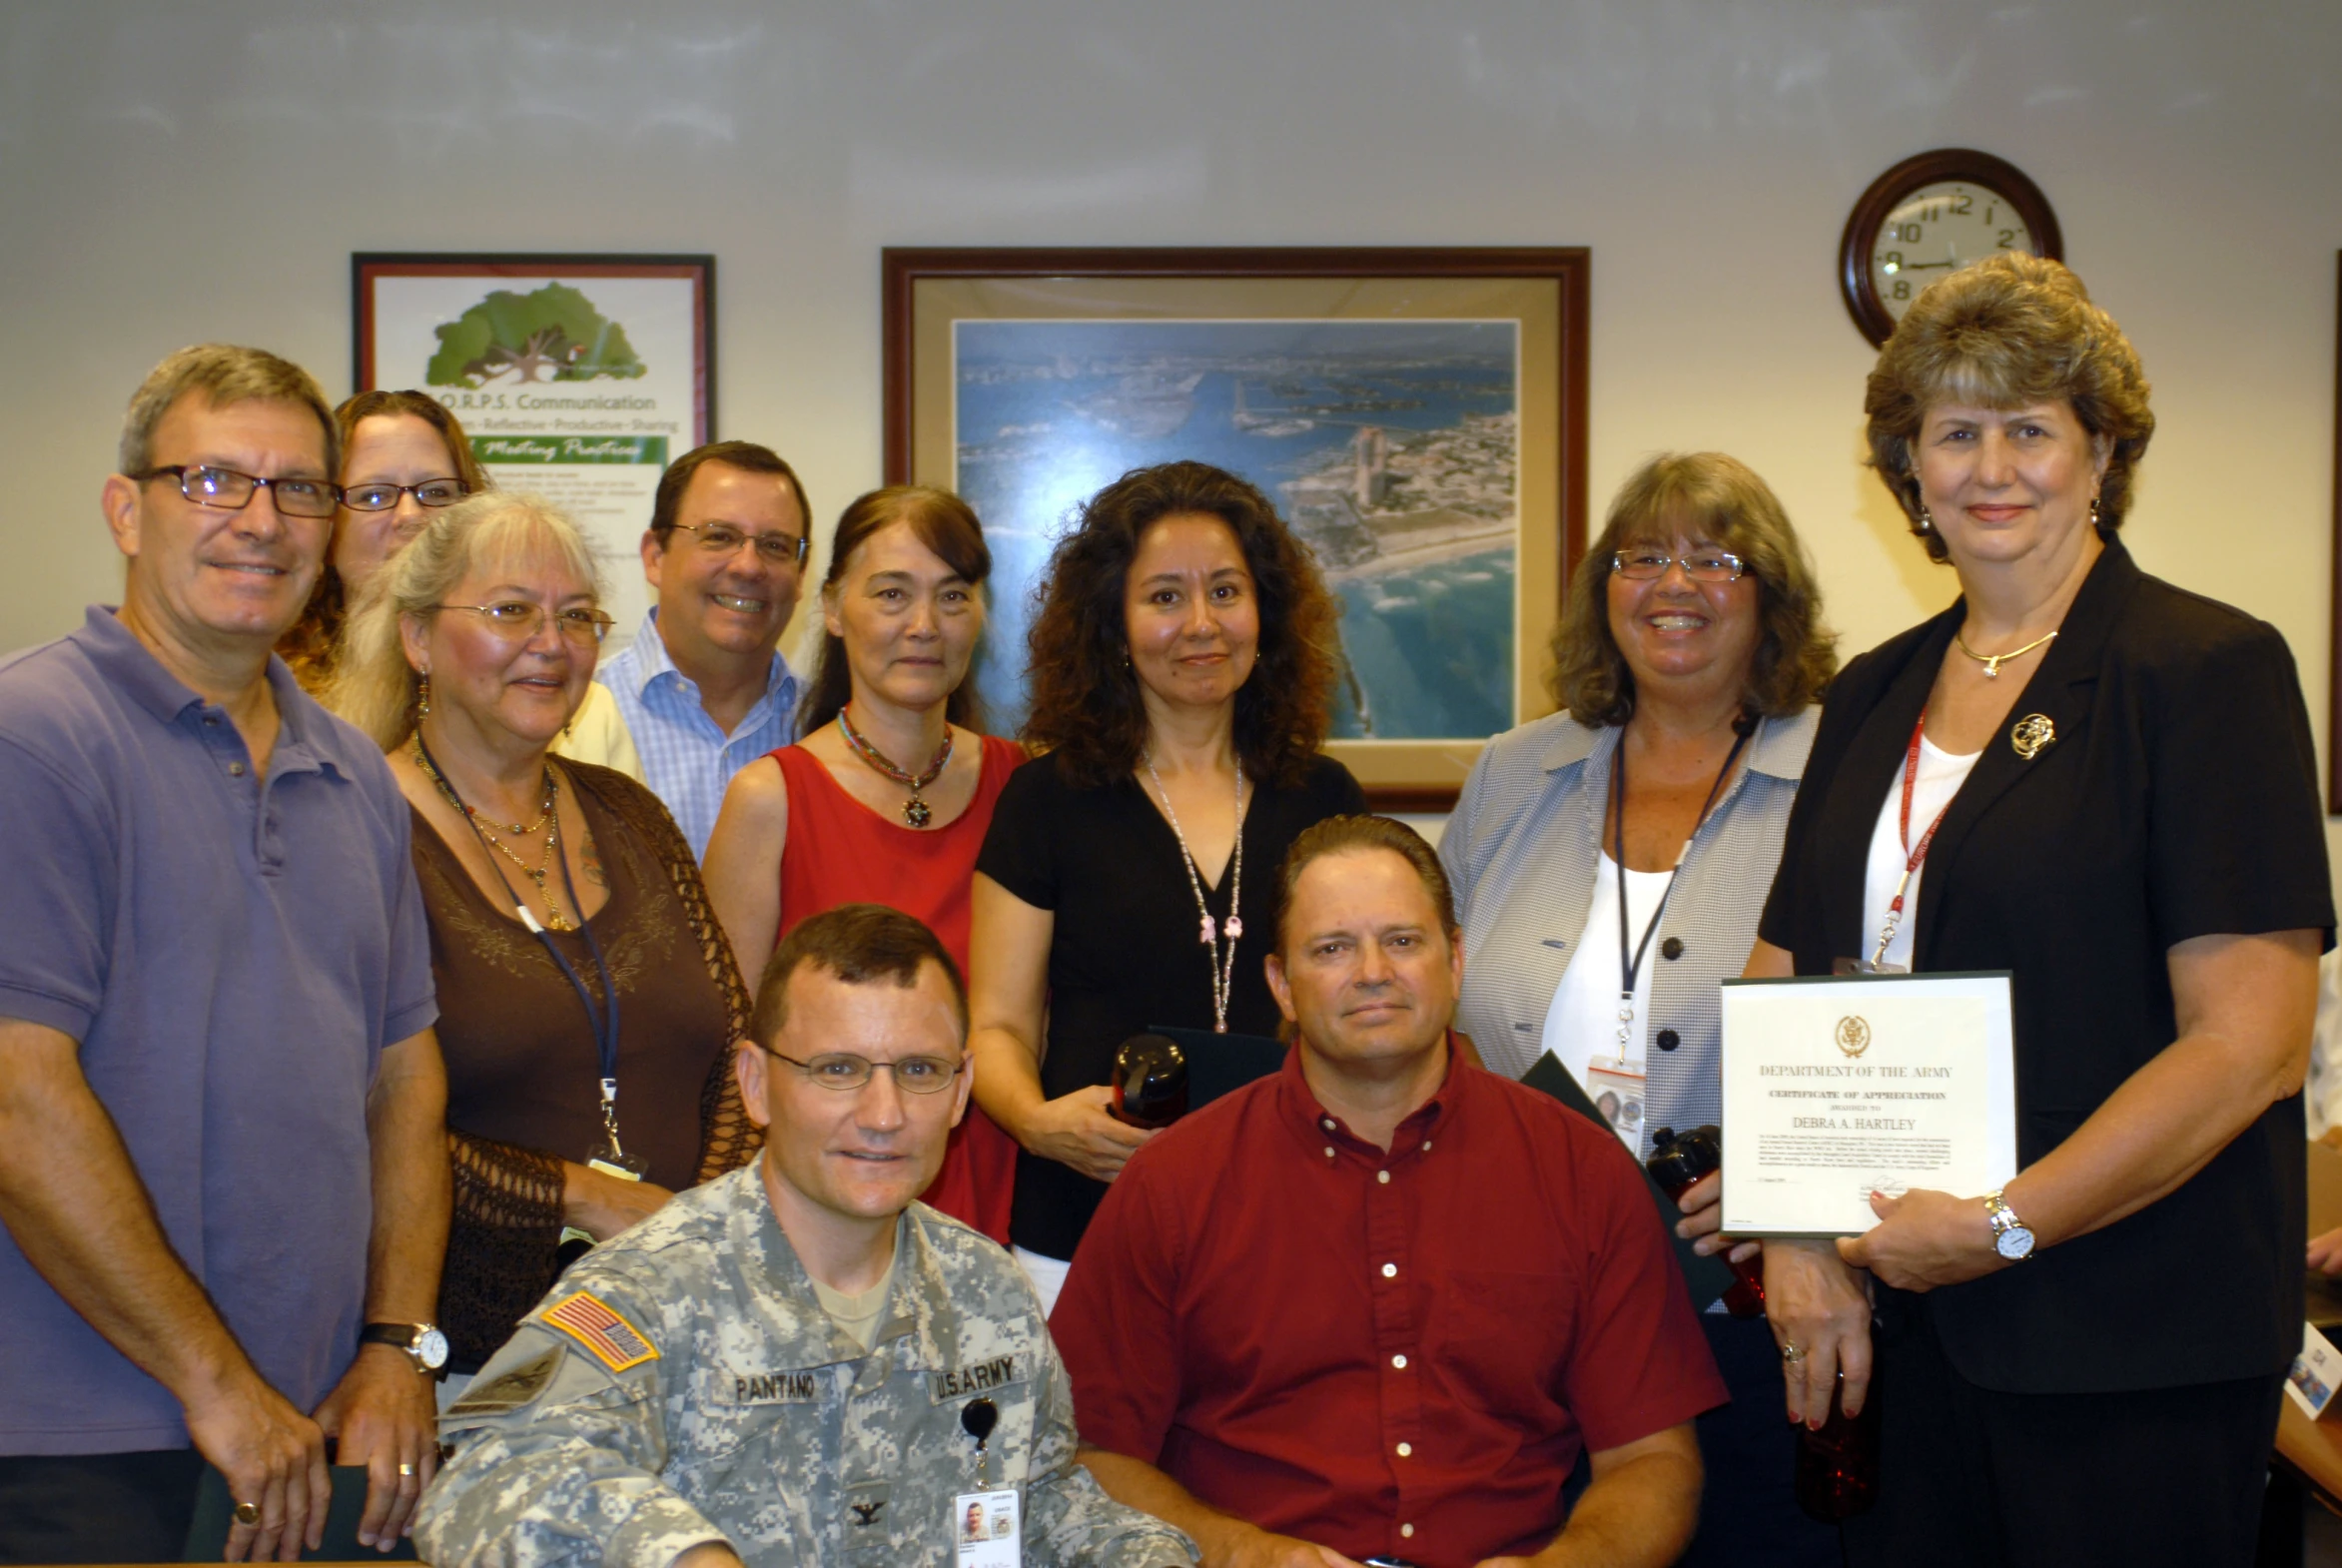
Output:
[
  {"xmin": 952, "ymin": 1489, "xmax": 1020, "ymax": 1567},
  {"xmin": 1833, "ymin": 956, "xmax": 1910, "ymax": 976},
  {"xmin": 1583, "ymin": 1055, "xmax": 1647, "ymax": 1149}
]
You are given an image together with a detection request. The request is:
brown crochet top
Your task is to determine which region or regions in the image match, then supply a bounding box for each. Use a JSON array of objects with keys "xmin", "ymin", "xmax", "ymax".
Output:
[{"xmin": 415, "ymin": 759, "xmax": 760, "ymax": 1370}]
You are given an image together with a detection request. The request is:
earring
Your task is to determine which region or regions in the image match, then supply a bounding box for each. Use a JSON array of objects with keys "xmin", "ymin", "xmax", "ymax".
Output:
[
  {"xmin": 416, "ymin": 673, "xmax": 431, "ymax": 716},
  {"xmin": 2089, "ymin": 494, "xmax": 2103, "ymax": 527},
  {"xmin": 1916, "ymin": 505, "xmax": 1934, "ymax": 534}
]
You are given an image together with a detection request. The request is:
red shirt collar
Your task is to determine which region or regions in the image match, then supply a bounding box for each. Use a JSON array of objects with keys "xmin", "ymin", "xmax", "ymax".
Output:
[{"xmin": 1275, "ymin": 1028, "xmax": 1471, "ymax": 1162}]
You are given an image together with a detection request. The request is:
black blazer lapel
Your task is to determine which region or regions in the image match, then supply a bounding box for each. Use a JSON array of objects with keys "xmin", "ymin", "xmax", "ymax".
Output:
[{"xmin": 1912, "ymin": 537, "xmax": 2144, "ymax": 969}]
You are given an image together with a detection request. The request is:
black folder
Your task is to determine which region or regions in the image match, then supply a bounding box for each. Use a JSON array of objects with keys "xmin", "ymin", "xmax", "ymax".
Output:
[
  {"xmin": 1521, "ymin": 1051, "xmax": 1737, "ymax": 1312},
  {"xmin": 185, "ymin": 1463, "xmax": 418, "ymax": 1561}
]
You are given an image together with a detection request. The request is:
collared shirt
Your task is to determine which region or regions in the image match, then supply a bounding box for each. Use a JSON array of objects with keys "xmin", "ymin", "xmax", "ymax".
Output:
[
  {"xmin": 594, "ymin": 607, "xmax": 799, "ymax": 859},
  {"xmin": 420, "ymin": 1168, "xmax": 1194, "ymax": 1568},
  {"xmin": 0, "ymin": 606, "xmax": 436, "ymax": 1454},
  {"xmin": 1439, "ymin": 707, "xmax": 1818, "ymax": 1152},
  {"xmin": 1053, "ymin": 1045, "xmax": 1724, "ymax": 1567}
]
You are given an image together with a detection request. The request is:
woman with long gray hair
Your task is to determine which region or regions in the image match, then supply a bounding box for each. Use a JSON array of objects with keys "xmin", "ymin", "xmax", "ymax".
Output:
[{"xmin": 331, "ymin": 491, "xmax": 756, "ymax": 1385}]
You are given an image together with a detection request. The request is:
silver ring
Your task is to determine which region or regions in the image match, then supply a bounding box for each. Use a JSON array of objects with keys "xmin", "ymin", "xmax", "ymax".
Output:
[{"xmin": 1780, "ymin": 1339, "xmax": 1808, "ymax": 1364}]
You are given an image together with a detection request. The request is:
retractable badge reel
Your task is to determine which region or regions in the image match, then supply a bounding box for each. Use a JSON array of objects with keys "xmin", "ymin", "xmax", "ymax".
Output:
[
  {"xmin": 559, "ymin": 1079, "xmax": 650, "ymax": 1250},
  {"xmin": 952, "ymin": 1397, "xmax": 1020, "ymax": 1565}
]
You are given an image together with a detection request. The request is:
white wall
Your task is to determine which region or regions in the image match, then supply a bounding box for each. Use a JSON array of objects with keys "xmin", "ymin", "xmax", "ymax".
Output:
[{"xmin": 5, "ymin": 0, "xmax": 2337, "ymax": 853}]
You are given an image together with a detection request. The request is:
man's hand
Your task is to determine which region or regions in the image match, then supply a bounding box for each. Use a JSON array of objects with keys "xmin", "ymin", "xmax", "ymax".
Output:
[
  {"xmin": 1837, "ymin": 1187, "xmax": 2003, "ymax": 1292},
  {"xmin": 184, "ymin": 1365, "xmax": 332, "ymax": 1562},
  {"xmin": 1215, "ymin": 1529, "xmax": 1365, "ymax": 1568},
  {"xmin": 563, "ymin": 1164, "xmax": 676, "ymax": 1243},
  {"xmin": 314, "ymin": 1343, "xmax": 439, "ymax": 1551}
]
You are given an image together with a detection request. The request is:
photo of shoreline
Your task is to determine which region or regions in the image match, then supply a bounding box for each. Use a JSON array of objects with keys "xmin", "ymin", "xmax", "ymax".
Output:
[{"xmin": 954, "ymin": 319, "xmax": 1519, "ymax": 739}]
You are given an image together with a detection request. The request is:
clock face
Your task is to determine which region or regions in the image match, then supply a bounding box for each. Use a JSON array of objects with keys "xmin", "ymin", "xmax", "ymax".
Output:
[{"xmin": 1870, "ymin": 180, "xmax": 2037, "ymax": 325}]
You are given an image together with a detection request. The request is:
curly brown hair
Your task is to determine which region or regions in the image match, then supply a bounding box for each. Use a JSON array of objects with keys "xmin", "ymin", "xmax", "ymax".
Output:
[
  {"xmin": 1865, "ymin": 252, "xmax": 2154, "ymax": 564},
  {"xmin": 278, "ymin": 391, "xmax": 489, "ymax": 691},
  {"xmin": 1022, "ymin": 460, "xmax": 1340, "ymax": 789},
  {"xmin": 1550, "ymin": 451, "xmax": 1837, "ymax": 727}
]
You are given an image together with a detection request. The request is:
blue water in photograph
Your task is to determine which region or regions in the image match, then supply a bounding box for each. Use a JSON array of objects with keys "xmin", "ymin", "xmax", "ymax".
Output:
[{"xmin": 953, "ymin": 318, "xmax": 1519, "ymax": 739}]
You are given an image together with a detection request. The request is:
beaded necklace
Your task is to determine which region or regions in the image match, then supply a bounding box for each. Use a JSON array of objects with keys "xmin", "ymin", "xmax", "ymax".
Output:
[
  {"xmin": 836, "ymin": 706, "xmax": 954, "ymax": 828},
  {"xmin": 1144, "ymin": 757, "xmax": 1247, "ymax": 1034}
]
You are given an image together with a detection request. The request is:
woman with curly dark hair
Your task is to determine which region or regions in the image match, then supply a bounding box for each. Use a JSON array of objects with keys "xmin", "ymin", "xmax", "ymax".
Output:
[{"xmin": 968, "ymin": 459, "xmax": 1363, "ymax": 1307}]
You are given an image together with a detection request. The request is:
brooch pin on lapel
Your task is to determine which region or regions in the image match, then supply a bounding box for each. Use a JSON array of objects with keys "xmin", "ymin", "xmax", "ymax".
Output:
[{"xmin": 2009, "ymin": 714, "xmax": 2055, "ymax": 760}]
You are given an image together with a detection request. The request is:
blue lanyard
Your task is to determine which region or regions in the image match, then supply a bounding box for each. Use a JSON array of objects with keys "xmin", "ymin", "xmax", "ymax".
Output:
[
  {"xmin": 1611, "ymin": 718, "xmax": 1752, "ymax": 1003},
  {"xmin": 415, "ymin": 732, "xmax": 629, "ymax": 1162}
]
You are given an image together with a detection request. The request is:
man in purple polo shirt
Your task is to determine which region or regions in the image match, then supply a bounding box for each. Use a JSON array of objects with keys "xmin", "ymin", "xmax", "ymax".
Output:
[{"xmin": 0, "ymin": 346, "xmax": 450, "ymax": 1563}]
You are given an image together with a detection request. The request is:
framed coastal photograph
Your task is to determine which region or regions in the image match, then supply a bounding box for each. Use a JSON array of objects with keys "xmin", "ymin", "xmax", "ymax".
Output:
[
  {"xmin": 354, "ymin": 253, "xmax": 715, "ymax": 636},
  {"xmin": 883, "ymin": 248, "xmax": 1590, "ymax": 808}
]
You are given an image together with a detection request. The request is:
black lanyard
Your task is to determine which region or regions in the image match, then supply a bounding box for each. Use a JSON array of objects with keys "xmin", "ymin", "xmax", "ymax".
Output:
[
  {"xmin": 415, "ymin": 731, "xmax": 634, "ymax": 1169},
  {"xmin": 1612, "ymin": 719, "xmax": 1753, "ymax": 1007}
]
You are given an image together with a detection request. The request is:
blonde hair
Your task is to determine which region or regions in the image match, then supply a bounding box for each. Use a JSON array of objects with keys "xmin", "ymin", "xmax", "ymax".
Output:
[
  {"xmin": 1550, "ymin": 451, "xmax": 1837, "ymax": 726},
  {"xmin": 1865, "ymin": 252, "xmax": 2154, "ymax": 563},
  {"xmin": 327, "ymin": 491, "xmax": 605, "ymax": 751}
]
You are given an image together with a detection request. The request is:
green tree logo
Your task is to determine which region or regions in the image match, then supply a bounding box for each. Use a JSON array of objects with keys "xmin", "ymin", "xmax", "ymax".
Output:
[{"xmin": 425, "ymin": 283, "xmax": 647, "ymax": 388}]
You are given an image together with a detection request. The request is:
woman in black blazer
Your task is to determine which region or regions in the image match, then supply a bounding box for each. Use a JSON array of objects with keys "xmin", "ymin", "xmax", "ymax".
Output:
[{"xmin": 1743, "ymin": 254, "xmax": 2331, "ymax": 1564}]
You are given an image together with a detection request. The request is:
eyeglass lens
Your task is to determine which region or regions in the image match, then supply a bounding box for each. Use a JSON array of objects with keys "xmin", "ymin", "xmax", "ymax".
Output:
[
  {"xmin": 345, "ymin": 479, "xmax": 467, "ymax": 511},
  {"xmin": 165, "ymin": 464, "xmax": 340, "ymax": 518}
]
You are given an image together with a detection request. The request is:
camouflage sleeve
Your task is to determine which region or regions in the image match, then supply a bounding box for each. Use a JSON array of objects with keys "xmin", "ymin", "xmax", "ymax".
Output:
[
  {"xmin": 415, "ymin": 1325, "xmax": 729, "ymax": 1568},
  {"xmin": 1023, "ymin": 1330, "xmax": 1197, "ymax": 1568}
]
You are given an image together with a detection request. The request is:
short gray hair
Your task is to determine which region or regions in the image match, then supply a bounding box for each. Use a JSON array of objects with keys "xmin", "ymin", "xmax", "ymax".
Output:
[
  {"xmin": 326, "ymin": 491, "xmax": 605, "ymax": 751},
  {"xmin": 119, "ymin": 345, "xmax": 340, "ymax": 478}
]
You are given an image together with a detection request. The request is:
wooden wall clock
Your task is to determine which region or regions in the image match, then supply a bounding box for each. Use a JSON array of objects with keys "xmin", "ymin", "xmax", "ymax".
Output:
[{"xmin": 1839, "ymin": 149, "xmax": 2063, "ymax": 347}]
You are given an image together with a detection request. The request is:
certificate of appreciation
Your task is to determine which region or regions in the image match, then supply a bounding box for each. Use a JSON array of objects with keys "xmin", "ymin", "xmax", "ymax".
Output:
[{"xmin": 1719, "ymin": 972, "xmax": 2017, "ymax": 1236}]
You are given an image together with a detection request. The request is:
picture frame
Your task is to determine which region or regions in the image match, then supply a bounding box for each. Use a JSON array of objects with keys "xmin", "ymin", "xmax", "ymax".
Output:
[
  {"xmin": 2332, "ymin": 252, "xmax": 2342, "ymax": 814},
  {"xmin": 353, "ymin": 253, "xmax": 716, "ymax": 637},
  {"xmin": 883, "ymin": 247, "xmax": 1590, "ymax": 811}
]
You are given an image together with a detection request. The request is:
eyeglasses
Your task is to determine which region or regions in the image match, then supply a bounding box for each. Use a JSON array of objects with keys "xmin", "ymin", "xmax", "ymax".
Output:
[
  {"xmin": 758, "ymin": 1045, "xmax": 966, "ymax": 1095},
  {"xmin": 670, "ymin": 521, "xmax": 809, "ymax": 567},
  {"xmin": 134, "ymin": 464, "xmax": 340, "ymax": 519},
  {"xmin": 431, "ymin": 602, "xmax": 617, "ymax": 644},
  {"xmin": 344, "ymin": 478, "xmax": 469, "ymax": 512},
  {"xmin": 1610, "ymin": 547, "xmax": 1746, "ymax": 583}
]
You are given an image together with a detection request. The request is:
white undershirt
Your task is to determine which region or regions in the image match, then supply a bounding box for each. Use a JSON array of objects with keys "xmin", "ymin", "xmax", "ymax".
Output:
[
  {"xmin": 1860, "ymin": 734, "xmax": 1981, "ymax": 970},
  {"xmin": 1543, "ymin": 852, "xmax": 1674, "ymax": 1150}
]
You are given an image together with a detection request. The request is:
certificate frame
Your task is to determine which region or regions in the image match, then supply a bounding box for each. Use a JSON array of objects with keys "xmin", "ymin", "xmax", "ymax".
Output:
[
  {"xmin": 1720, "ymin": 970, "xmax": 2018, "ymax": 1238},
  {"xmin": 352, "ymin": 252, "xmax": 716, "ymax": 636},
  {"xmin": 882, "ymin": 247, "xmax": 1591, "ymax": 811}
]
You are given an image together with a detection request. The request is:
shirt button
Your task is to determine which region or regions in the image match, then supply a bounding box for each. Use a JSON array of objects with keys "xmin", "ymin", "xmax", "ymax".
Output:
[
  {"xmin": 1324, "ymin": 1147, "xmax": 1337, "ymax": 1160},
  {"xmin": 1321, "ymin": 1118, "xmax": 1336, "ymax": 1132},
  {"xmin": 202, "ymin": 714, "xmax": 219, "ymax": 726},
  {"xmin": 1396, "ymin": 1442, "xmax": 1412, "ymax": 1457},
  {"xmin": 228, "ymin": 761, "xmax": 247, "ymax": 777},
  {"xmin": 1401, "ymin": 1524, "xmax": 1415, "ymax": 1539},
  {"xmin": 1376, "ymin": 1170, "xmax": 1390, "ymax": 1184},
  {"xmin": 1661, "ymin": 937, "xmax": 1685, "ymax": 960},
  {"xmin": 1421, "ymin": 1141, "xmax": 1432, "ymax": 1152},
  {"xmin": 1656, "ymin": 1028, "xmax": 1681, "ymax": 1052},
  {"xmin": 1380, "ymin": 1262, "xmax": 1397, "ymax": 1278}
]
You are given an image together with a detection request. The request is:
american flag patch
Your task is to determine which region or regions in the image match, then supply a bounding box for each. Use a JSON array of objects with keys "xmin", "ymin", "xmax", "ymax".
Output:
[{"xmin": 540, "ymin": 1290, "xmax": 660, "ymax": 1372}]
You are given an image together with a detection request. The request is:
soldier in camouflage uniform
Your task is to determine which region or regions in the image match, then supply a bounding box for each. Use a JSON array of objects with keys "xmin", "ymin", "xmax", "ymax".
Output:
[{"xmin": 416, "ymin": 905, "xmax": 1193, "ymax": 1568}]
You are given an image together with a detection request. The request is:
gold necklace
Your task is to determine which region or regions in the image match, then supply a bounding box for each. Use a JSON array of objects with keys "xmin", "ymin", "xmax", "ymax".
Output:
[
  {"xmin": 1953, "ymin": 627, "xmax": 2057, "ymax": 680},
  {"xmin": 412, "ymin": 739, "xmax": 575, "ymax": 931}
]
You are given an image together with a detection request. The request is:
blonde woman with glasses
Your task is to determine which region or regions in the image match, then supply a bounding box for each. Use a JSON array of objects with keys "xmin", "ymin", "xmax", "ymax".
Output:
[{"xmin": 330, "ymin": 492, "xmax": 756, "ymax": 1391}]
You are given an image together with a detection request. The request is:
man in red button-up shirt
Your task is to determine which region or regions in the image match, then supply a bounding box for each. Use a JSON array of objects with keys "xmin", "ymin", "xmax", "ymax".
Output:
[{"xmin": 1054, "ymin": 817, "xmax": 1724, "ymax": 1568}]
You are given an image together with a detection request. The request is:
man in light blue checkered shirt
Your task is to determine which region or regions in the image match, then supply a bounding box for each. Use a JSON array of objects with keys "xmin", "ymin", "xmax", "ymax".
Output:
[{"xmin": 595, "ymin": 441, "xmax": 810, "ymax": 859}]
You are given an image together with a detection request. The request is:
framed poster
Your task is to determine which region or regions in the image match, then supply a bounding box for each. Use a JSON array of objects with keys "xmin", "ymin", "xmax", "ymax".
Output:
[
  {"xmin": 884, "ymin": 247, "xmax": 1589, "ymax": 810},
  {"xmin": 354, "ymin": 253, "xmax": 715, "ymax": 637}
]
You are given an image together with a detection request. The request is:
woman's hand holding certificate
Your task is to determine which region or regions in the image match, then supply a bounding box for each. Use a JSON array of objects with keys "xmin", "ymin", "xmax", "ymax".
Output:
[{"xmin": 1837, "ymin": 1187, "xmax": 2009, "ymax": 1290}]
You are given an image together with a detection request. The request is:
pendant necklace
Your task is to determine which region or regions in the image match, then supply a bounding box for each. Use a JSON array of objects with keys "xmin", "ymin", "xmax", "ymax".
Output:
[
  {"xmin": 837, "ymin": 706, "xmax": 954, "ymax": 828},
  {"xmin": 1145, "ymin": 756, "xmax": 1246, "ymax": 1034},
  {"xmin": 1953, "ymin": 626, "xmax": 2056, "ymax": 679},
  {"xmin": 413, "ymin": 736, "xmax": 573, "ymax": 931},
  {"xmin": 1611, "ymin": 720, "xmax": 1752, "ymax": 1051}
]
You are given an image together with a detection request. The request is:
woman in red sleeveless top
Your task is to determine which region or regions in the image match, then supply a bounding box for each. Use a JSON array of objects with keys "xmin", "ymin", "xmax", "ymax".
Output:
[{"xmin": 703, "ymin": 485, "xmax": 1023, "ymax": 1241}]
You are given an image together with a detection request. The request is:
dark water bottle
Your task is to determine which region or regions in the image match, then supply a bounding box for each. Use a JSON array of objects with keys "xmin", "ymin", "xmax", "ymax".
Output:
[
  {"xmin": 1112, "ymin": 1034, "xmax": 1188, "ymax": 1129},
  {"xmin": 1795, "ymin": 1371, "xmax": 1882, "ymax": 1522},
  {"xmin": 1644, "ymin": 1125, "xmax": 1766, "ymax": 1318}
]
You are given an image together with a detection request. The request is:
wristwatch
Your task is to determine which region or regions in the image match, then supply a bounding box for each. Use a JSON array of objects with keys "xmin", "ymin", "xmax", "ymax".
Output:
[
  {"xmin": 1982, "ymin": 1190, "xmax": 2036, "ymax": 1262},
  {"xmin": 361, "ymin": 1321, "xmax": 450, "ymax": 1373}
]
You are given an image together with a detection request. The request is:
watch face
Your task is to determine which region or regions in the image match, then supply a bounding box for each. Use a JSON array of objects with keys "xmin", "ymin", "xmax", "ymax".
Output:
[
  {"xmin": 1870, "ymin": 180, "xmax": 2038, "ymax": 326},
  {"xmin": 1993, "ymin": 1223, "xmax": 2035, "ymax": 1261},
  {"xmin": 416, "ymin": 1325, "xmax": 450, "ymax": 1370}
]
